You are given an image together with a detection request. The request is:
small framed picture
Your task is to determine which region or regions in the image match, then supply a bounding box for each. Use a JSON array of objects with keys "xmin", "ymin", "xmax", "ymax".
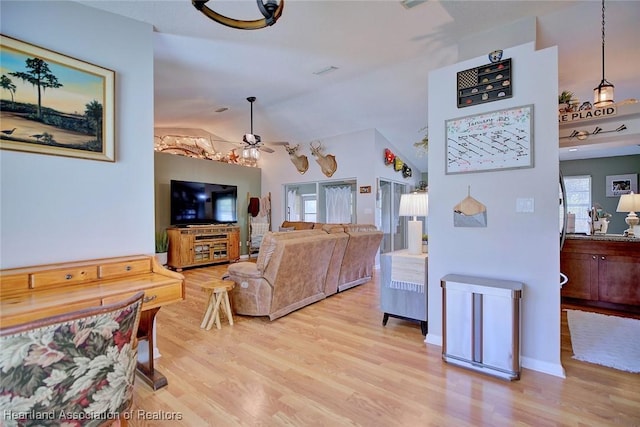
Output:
[{"xmin": 605, "ymin": 174, "xmax": 638, "ymax": 197}]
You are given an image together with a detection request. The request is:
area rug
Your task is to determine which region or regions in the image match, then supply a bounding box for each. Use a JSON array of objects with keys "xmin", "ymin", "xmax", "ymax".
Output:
[{"xmin": 566, "ymin": 309, "xmax": 640, "ymax": 373}]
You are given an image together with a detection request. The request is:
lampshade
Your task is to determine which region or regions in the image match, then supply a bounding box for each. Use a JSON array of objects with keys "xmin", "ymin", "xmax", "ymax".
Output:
[
  {"xmin": 399, "ymin": 192, "xmax": 429, "ymax": 219},
  {"xmin": 399, "ymin": 192, "xmax": 428, "ymax": 255},
  {"xmin": 616, "ymin": 192, "xmax": 640, "ymax": 237},
  {"xmin": 616, "ymin": 193, "xmax": 640, "ymax": 213},
  {"xmin": 593, "ymin": 81, "xmax": 615, "ymax": 107}
]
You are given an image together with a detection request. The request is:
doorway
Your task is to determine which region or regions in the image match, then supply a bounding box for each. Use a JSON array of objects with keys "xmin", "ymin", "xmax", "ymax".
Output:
[{"xmin": 378, "ymin": 179, "xmax": 409, "ymax": 253}]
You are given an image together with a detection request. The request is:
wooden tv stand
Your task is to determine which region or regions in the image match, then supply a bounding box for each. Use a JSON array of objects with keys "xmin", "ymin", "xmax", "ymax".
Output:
[{"xmin": 167, "ymin": 225, "xmax": 240, "ymax": 271}]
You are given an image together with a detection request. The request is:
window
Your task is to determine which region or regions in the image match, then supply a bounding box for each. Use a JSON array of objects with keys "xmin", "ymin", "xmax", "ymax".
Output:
[
  {"xmin": 215, "ymin": 194, "xmax": 236, "ymax": 222},
  {"xmin": 302, "ymin": 195, "xmax": 317, "ymax": 222},
  {"xmin": 563, "ymin": 175, "xmax": 591, "ymax": 234}
]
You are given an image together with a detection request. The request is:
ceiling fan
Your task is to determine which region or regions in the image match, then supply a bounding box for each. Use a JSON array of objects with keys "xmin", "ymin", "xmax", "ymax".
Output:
[{"xmin": 239, "ymin": 96, "xmax": 276, "ymax": 153}]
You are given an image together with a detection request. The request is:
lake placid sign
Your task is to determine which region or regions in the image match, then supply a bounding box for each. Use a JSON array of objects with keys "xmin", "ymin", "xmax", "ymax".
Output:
[{"xmin": 558, "ymin": 106, "xmax": 616, "ymax": 123}]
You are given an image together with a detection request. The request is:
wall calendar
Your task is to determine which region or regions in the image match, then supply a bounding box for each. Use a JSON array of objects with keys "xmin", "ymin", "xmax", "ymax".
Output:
[{"xmin": 446, "ymin": 104, "xmax": 534, "ymax": 174}]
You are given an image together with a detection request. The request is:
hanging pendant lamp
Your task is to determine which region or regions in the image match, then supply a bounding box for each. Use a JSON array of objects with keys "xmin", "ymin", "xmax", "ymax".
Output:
[{"xmin": 593, "ymin": 0, "xmax": 615, "ymax": 107}]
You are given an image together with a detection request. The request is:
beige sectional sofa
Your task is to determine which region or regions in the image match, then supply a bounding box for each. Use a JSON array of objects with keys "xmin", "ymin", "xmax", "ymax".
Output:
[
  {"xmin": 225, "ymin": 223, "xmax": 382, "ymax": 320},
  {"xmin": 280, "ymin": 222, "xmax": 383, "ymax": 293}
]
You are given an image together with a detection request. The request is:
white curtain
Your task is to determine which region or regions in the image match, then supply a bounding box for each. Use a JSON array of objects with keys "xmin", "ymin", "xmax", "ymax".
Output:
[
  {"xmin": 287, "ymin": 189, "xmax": 300, "ymax": 221},
  {"xmin": 325, "ymin": 186, "xmax": 351, "ymax": 223}
]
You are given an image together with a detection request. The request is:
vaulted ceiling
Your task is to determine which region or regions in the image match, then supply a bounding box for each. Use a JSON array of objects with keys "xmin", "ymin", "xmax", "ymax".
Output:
[{"xmin": 79, "ymin": 0, "xmax": 640, "ymax": 164}]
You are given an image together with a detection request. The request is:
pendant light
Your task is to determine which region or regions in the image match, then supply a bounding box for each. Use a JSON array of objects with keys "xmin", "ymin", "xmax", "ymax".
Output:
[{"xmin": 593, "ymin": 0, "xmax": 615, "ymax": 107}]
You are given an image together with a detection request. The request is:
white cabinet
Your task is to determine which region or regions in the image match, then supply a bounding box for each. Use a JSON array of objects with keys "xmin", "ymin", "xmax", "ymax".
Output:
[
  {"xmin": 380, "ymin": 250, "xmax": 428, "ymax": 335},
  {"xmin": 441, "ymin": 274, "xmax": 523, "ymax": 380}
]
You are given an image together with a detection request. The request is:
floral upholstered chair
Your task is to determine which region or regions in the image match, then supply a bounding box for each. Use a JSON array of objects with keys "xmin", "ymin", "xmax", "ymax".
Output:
[{"xmin": 0, "ymin": 292, "xmax": 144, "ymax": 427}]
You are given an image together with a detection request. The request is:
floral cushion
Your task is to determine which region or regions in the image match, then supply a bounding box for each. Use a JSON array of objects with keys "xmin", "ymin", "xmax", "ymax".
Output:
[{"xmin": 0, "ymin": 293, "xmax": 143, "ymax": 427}]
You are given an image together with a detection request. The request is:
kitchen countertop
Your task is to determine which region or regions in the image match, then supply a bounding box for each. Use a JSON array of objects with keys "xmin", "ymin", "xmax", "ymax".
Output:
[{"xmin": 565, "ymin": 233, "xmax": 640, "ymax": 243}]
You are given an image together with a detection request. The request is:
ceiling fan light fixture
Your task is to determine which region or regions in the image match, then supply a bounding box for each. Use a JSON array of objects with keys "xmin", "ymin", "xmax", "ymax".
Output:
[
  {"xmin": 242, "ymin": 147, "xmax": 260, "ymax": 161},
  {"xmin": 192, "ymin": 0, "xmax": 284, "ymax": 30}
]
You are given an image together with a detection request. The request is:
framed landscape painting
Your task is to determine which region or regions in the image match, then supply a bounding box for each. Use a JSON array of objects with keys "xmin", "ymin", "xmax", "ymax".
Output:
[{"xmin": 0, "ymin": 34, "xmax": 115, "ymax": 161}]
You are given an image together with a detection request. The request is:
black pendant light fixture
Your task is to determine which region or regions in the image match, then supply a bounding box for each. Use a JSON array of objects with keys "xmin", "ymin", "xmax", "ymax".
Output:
[
  {"xmin": 192, "ymin": 0, "xmax": 284, "ymax": 30},
  {"xmin": 593, "ymin": 0, "xmax": 615, "ymax": 107}
]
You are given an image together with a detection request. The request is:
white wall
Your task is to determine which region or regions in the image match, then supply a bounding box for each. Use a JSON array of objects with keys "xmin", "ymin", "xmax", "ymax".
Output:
[
  {"xmin": 0, "ymin": 1, "xmax": 154, "ymax": 268},
  {"xmin": 427, "ymin": 43, "xmax": 564, "ymax": 377},
  {"xmin": 260, "ymin": 128, "xmax": 423, "ymax": 227}
]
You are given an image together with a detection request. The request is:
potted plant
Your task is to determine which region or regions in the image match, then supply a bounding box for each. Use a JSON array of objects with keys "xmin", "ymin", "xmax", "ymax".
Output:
[
  {"xmin": 155, "ymin": 230, "xmax": 169, "ymax": 266},
  {"xmin": 422, "ymin": 234, "xmax": 428, "ymax": 253},
  {"xmin": 558, "ymin": 90, "xmax": 573, "ymax": 113}
]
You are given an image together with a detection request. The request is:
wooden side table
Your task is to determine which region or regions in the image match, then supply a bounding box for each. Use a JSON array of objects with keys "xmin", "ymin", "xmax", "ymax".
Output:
[
  {"xmin": 199, "ymin": 279, "xmax": 235, "ymax": 330},
  {"xmin": 380, "ymin": 249, "xmax": 428, "ymax": 335}
]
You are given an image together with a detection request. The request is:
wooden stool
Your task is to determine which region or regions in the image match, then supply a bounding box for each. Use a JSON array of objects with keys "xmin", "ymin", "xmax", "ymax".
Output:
[{"xmin": 199, "ymin": 279, "xmax": 235, "ymax": 330}]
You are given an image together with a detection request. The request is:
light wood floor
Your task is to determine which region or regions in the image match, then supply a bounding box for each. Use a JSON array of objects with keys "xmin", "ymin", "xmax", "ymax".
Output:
[{"xmin": 130, "ymin": 264, "xmax": 640, "ymax": 426}]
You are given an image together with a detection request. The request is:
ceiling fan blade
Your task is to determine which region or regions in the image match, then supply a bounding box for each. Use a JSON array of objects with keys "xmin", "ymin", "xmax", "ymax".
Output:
[
  {"xmin": 265, "ymin": 141, "xmax": 290, "ymax": 146},
  {"xmin": 259, "ymin": 146, "xmax": 275, "ymax": 153}
]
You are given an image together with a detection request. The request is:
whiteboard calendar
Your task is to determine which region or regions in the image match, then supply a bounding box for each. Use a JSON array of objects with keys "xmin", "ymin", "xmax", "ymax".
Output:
[{"xmin": 446, "ymin": 104, "xmax": 534, "ymax": 174}]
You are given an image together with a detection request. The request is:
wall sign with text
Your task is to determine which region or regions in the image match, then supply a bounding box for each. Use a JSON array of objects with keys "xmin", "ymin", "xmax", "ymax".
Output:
[
  {"xmin": 558, "ymin": 106, "xmax": 616, "ymax": 124},
  {"xmin": 446, "ymin": 104, "xmax": 534, "ymax": 174}
]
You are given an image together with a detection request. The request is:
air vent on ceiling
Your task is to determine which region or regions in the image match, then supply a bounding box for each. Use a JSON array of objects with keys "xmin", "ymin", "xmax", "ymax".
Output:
[
  {"xmin": 400, "ymin": 0, "xmax": 427, "ymax": 9},
  {"xmin": 313, "ymin": 66, "xmax": 339, "ymax": 76}
]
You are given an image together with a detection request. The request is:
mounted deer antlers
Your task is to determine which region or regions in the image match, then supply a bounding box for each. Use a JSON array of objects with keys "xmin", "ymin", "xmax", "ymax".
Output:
[
  {"xmin": 310, "ymin": 141, "xmax": 337, "ymax": 177},
  {"xmin": 284, "ymin": 144, "xmax": 309, "ymax": 174}
]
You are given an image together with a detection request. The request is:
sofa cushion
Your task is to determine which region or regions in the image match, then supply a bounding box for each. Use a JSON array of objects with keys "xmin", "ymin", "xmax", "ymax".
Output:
[
  {"xmin": 321, "ymin": 224, "xmax": 345, "ymax": 234},
  {"xmin": 281, "ymin": 221, "xmax": 315, "ymax": 230},
  {"xmin": 342, "ymin": 224, "xmax": 378, "ymax": 233}
]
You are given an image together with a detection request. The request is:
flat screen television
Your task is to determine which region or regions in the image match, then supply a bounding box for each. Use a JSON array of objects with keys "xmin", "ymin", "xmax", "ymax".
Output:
[{"xmin": 170, "ymin": 180, "xmax": 238, "ymax": 225}]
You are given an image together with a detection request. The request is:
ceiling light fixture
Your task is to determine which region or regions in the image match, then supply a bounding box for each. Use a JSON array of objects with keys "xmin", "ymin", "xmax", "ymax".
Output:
[
  {"xmin": 561, "ymin": 124, "xmax": 627, "ymax": 140},
  {"xmin": 593, "ymin": 0, "xmax": 615, "ymax": 107},
  {"xmin": 192, "ymin": 0, "xmax": 284, "ymax": 30}
]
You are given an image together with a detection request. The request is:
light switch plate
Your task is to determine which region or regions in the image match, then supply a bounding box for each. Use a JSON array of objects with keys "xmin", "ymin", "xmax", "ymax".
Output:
[{"xmin": 516, "ymin": 197, "xmax": 534, "ymax": 213}]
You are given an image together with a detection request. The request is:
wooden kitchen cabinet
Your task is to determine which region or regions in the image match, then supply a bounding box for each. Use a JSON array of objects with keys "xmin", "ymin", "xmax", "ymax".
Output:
[{"xmin": 561, "ymin": 237, "xmax": 640, "ymax": 313}]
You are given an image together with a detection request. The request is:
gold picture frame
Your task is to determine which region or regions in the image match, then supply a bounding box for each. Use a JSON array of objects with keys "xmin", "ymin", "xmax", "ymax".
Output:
[{"xmin": 0, "ymin": 34, "xmax": 115, "ymax": 161}]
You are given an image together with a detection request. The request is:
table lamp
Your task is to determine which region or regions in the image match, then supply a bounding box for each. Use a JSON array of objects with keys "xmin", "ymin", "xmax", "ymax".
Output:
[
  {"xmin": 399, "ymin": 191, "xmax": 429, "ymax": 255},
  {"xmin": 616, "ymin": 192, "xmax": 640, "ymax": 237}
]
